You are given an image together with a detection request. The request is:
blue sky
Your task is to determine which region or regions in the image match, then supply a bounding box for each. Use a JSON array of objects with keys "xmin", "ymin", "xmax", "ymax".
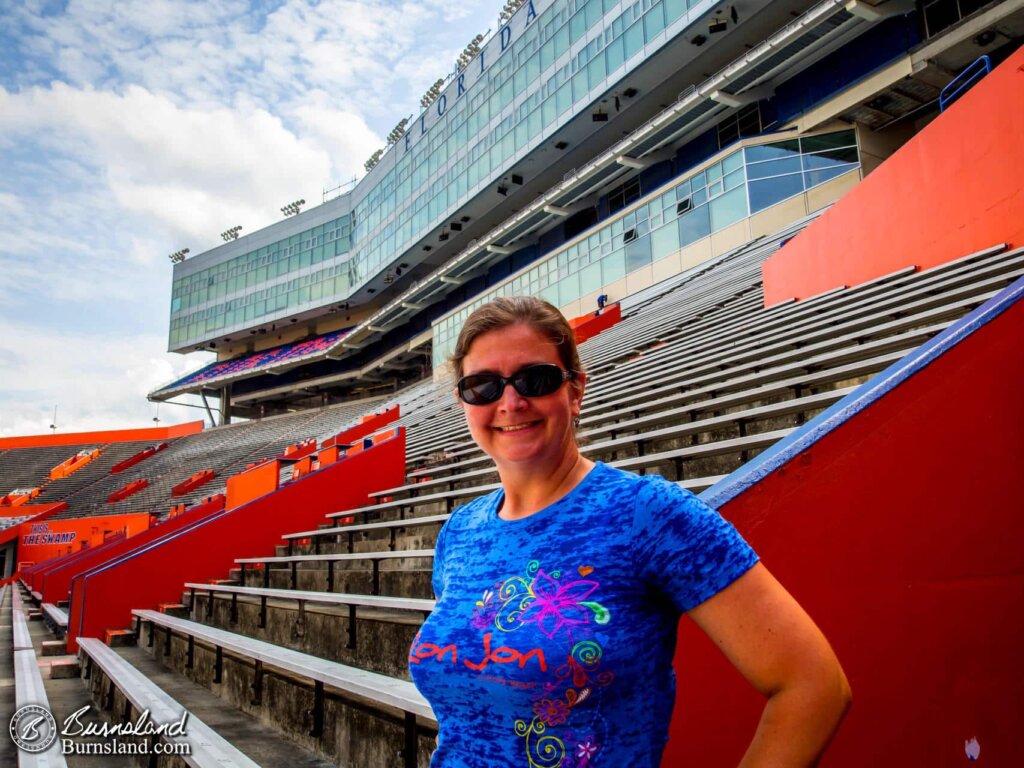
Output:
[{"xmin": 0, "ymin": 0, "xmax": 499, "ymax": 436}]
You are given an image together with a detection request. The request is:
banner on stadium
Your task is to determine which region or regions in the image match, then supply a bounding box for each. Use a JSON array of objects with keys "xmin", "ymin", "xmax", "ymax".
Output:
[{"xmin": 16, "ymin": 512, "xmax": 153, "ymax": 565}]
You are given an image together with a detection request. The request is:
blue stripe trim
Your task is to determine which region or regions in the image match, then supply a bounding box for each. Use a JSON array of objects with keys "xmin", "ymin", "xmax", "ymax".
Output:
[{"xmin": 700, "ymin": 273, "xmax": 1024, "ymax": 509}]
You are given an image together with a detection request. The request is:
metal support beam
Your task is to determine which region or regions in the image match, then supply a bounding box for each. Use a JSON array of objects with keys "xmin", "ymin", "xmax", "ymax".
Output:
[
  {"xmin": 219, "ymin": 385, "xmax": 231, "ymax": 426},
  {"xmin": 200, "ymin": 391, "xmax": 217, "ymax": 428}
]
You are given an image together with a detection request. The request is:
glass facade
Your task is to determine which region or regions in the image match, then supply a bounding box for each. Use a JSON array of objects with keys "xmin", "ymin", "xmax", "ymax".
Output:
[
  {"xmin": 432, "ymin": 130, "xmax": 859, "ymax": 366},
  {"xmin": 348, "ymin": 0, "xmax": 711, "ymax": 297},
  {"xmin": 169, "ymin": 216, "xmax": 352, "ymax": 349},
  {"xmin": 171, "ymin": 0, "xmax": 716, "ymax": 350}
]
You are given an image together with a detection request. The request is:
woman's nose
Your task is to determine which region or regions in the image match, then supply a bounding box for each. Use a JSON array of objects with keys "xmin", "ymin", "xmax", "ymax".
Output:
[{"xmin": 496, "ymin": 381, "xmax": 529, "ymax": 410}]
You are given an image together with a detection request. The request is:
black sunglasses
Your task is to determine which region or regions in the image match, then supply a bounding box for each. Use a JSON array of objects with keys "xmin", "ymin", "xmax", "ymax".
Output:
[{"xmin": 457, "ymin": 363, "xmax": 576, "ymax": 405}]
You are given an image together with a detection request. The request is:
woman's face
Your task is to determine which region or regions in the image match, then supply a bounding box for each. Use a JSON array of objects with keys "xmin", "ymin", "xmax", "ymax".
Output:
[{"xmin": 458, "ymin": 323, "xmax": 586, "ymax": 473}]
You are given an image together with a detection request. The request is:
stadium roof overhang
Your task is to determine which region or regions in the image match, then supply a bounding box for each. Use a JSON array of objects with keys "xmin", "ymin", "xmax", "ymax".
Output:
[{"xmin": 319, "ymin": 0, "xmax": 877, "ymax": 355}]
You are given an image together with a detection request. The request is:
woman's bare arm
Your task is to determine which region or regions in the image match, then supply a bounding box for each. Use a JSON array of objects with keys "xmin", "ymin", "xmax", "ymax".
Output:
[{"xmin": 687, "ymin": 562, "xmax": 852, "ymax": 767}]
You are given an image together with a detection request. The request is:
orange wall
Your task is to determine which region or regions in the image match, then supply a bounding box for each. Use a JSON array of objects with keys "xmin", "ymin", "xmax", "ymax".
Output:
[
  {"xmin": 225, "ymin": 460, "xmax": 281, "ymax": 510},
  {"xmin": 0, "ymin": 420, "xmax": 204, "ymax": 449},
  {"xmin": 762, "ymin": 46, "xmax": 1024, "ymax": 306},
  {"xmin": 16, "ymin": 512, "xmax": 152, "ymax": 564}
]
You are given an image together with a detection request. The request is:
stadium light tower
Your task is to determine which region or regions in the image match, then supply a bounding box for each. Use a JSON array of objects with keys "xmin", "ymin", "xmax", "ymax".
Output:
[
  {"xmin": 281, "ymin": 199, "xmax": 306, "ymax": 217},
  {"xmin": 220, "ymin": 225, "xmax": 243, "ymax": 242},
  {"xmin": 168, "ymin": 248, "xmax": 190, "ymax": 263}
]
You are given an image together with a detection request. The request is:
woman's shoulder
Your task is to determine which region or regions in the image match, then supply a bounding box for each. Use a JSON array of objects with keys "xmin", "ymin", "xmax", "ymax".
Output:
[
  {"xmin": 586, "ymin": 462, "xmax": 696, "ymax": 504},
  {"xmin": 443, "ymin": 486, "xmax": 503, "ymax": 532}
]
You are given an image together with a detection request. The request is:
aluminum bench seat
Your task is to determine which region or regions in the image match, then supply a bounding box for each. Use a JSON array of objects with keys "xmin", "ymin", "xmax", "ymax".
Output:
[
  {"xmin": 235, "ymin": 549, "xmax": 435, "ymax": 595},
  {"xmin": 184, "ymin": 584, "xmax": 434, "ymax": 645},
  {"xmin": 590, "ymin": 246, "xmax": 1021, "ymax": 397},
  {"xmin": 12, "ymin": 591, "xmax": 34, "ymax": 651},
  {"xmin": 608, "ymin": 428, "xmax": 795, "ymax": 475},
  {"xmin": 586, "ymin": 245, "xmax": 1017, "ymax": 397},
  {"xmin": 584, "ymin": 322, "xmax": 949, "ymax": 420},
  {"xmin": 41, "ymin": 603, "xmax": 69, "ymax": 629},
  {"xmin": 131, "ymin": 609, "xmax": 435, "ymax": 767},
  {"xmin": 286, "ymin": 513, "xmax": 454, "ymax": 551},
  {"xmin": 77, "ymin": 638, "xmax": 260, "ymax": 768}
]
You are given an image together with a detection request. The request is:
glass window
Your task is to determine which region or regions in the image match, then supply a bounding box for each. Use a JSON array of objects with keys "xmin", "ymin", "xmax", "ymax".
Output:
[
  {"xmin": 745, "ymin": 140, "xmax": 800, "ymax": 163},
  {"xmin": 580, "ymin": 261, "xmax": 602, "ymax": 295},
  {"xmin": 801, "ymin": 131, "xmax": 856, "ymax": 153},
  {"xmin": 746, "ymin": 156, "xmax": 802, "ymax": 179},
  {"xmin": 802, "ymin": 146, "xmax": 859, "ymax": 170},
  {"xmin": 652, "ymin": 220, "xmax": 680, "ymax": 259},
  {"xmin": 805, "ymin": 165, "xmax": 856, "ymax": 188},
  {"xmin": 748, "ymin": 174, "xmax": 805, "ymax": 213},
  {"xmin": 624, "ymin": 234, "xmax": 651, "ymax": 272},
  {"xmin": 644, "ymin": 2, "xmax": 666, "ymax": 40},
  {"xmin": 570, "ymin": 10, "xmax": 587, "ymax": 42},
  {"xmin": 709, "ymin": 185, "xmax": 747, "ymax": 230},
  {"xmin": 624, "ymin": 19, "xmax": 644, "ymax": 59},
  {"xmin": 678, "ymin": 204, "xmax": 711, "ymax": 246},
  {"xmin": 556, "ymin": 273, "xmax": 578, "ymax": 305},
  {"xmin": 602, "ymin": 249, "xmax": 627, "ymax": 282},
  {"xmin": 666, "ymin": 0, "xmax": 686, "ymax": 24},
  {"xmin": 556, "ymin": 81, "xmax": 573, "ymax": 114},
  {"xmin": 587, "ymin": 53, "xmax": 606, "ymax": 89}
]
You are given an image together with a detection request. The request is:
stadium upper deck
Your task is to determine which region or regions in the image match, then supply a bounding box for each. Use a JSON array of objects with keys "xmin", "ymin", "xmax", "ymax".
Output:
[{"xmin": 153, "ymin": 0, "xmax": 1024, "ymax": 419}]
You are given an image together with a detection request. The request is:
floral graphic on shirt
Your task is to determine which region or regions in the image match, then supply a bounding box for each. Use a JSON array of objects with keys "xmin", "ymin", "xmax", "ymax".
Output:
[{"xmin": 471, "ymin": 560, "xmax": 612, "ymax": 767}]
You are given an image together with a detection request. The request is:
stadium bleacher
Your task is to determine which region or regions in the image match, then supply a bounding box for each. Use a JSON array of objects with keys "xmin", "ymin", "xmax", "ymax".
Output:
[
  {"xmin": 4, "ymin": 1, "xmax": 1021, "ymax": 762},
  {"xmin": 9, "ymin": 216, "xmax": 1018, "ymax": 765}
]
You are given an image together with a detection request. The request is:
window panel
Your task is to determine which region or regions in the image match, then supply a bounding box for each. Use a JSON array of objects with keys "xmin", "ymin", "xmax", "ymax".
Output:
[
  {"xmin": 651, "ymin": 220, "xmax": 680, "ymax": 259},
  {"xmin": 804, "ymin": 165, "xmax": 856, "ymax": 188},
  {"xmin": 643, "ymin": 2, "xmax": 666, "ymax": 39},
  {"xmin": 709, "ymin": 185, "xmax": 748, "ymax": 230},
  {"xmin": 678, "ymin": 204, "xmax": 711, "ymax": 246},
  {"xmin": 623, "ymin": 19, "xmax": 644, "ymax": 59},
  {"xmin": 746, "ymin": 156, "xmax": 802, "ymax": 179},
  {"xmin": 748, "ymin": 173, "xmax": 805, "ymax": 213}
]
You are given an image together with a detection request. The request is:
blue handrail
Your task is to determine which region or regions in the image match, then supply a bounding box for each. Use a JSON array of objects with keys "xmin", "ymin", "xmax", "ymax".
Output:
[{"xmin": 939, "ymin": 55, "xmax": 992, "ymax": 112}]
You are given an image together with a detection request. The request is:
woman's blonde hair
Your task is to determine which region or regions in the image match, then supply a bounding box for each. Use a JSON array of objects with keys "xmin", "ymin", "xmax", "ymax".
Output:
[{"xmin": 449, "ymin": 296, "xmax": 583, "ymax": 385}]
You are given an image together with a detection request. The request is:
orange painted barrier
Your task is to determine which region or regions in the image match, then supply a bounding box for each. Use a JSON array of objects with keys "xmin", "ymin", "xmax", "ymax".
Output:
[
  {"xmin": 50, "ymin": 448, "xmax": 101, "ymax": 480},
  {"xmin": 171, "ymin": 469, "xmax": 216, "ymax": 497},
  {"xmin": 282, "ymin": 438, "xmax": 317, "ymax": 460},
  {"xmin": 107, "ymin": 478, "xmax": 148, "ymax": 503},
  {"xmin": 0, "ymin": 420, "xmax": 203, "ymax": 450},
  {"xmin": 226, "ymin": 459, "xmax": 280, "ymax": 511},
  {"xmin": 291, "ymin": 456, "xmax": 314, "ymax": 481},
  {"xmin": 110, "ymin": 442, "xmax": 168, "ymax": 473},
  {"xmin": 17, "ymin": 512, "xmax": 152, "ymax": 564},
  {"xmin": 66, "ymin": 432, "xmax": 405, "ymax": 652},
  {"xmin": 0, "ymin": 503, "xmax": 67, "ymax": 547},
  {"xmin": 762, "ymin": 47, "xmax": 1024, "ymax": 306},
  {"xmin": 33, "ymin": 496, "xmax": 223, "ymax": 605},
  {"xmin": 317, "ymin": 446, "xmax": 341, "ymax": 468},
  {"xmin": 324, "ymin": 405, "xmax": 400, "ymax": 449},
  {"xmin": 569, "ymin": 303, "xmax": 622, "ymax": 345},
  {"xmin": 0, "ymin": 487, "xmax": 41, "ymax": 506}
]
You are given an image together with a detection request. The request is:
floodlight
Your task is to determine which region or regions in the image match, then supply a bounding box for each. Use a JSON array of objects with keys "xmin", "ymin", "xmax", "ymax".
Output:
[{"xmin": 280, "ymin": 199, "xmax": 306, "ymax": 217}]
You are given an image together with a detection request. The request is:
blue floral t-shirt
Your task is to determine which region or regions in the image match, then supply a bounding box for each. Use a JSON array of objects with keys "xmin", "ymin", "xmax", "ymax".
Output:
[{"xmin": 409, "ymin": 461, "xmax": 758, "ymax": 767}]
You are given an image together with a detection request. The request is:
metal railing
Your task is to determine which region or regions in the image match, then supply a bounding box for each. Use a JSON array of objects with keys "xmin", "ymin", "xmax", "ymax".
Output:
[{"xmin": 939, "ymin": 55, "xmax": 992, "ymax": 112}]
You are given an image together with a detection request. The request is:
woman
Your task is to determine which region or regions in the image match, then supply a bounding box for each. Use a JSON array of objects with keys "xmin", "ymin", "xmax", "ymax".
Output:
[{"xmin": 409, "ymin": 296, "xmax": 850, "ymax": 767}]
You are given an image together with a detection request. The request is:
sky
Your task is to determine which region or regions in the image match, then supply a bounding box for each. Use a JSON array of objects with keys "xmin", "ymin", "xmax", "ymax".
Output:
[{"xmin": 0, "ymin": 0, "xmax": 500, "ymax": 437}]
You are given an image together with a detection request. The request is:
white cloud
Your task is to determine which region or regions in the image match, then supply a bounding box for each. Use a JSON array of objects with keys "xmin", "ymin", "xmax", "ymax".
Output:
[
  {"xmin": 0, "ymin": 319, "xmax": 213, "ymax": 437},
  {"xmin": 0, "ymin": 0, "xmax": 499, "ymax": 439}
]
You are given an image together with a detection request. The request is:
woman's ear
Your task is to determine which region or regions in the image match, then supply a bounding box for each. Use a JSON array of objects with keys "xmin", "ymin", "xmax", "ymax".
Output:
[{"xmin": 571, "ymin": 371, "xmax": 587, "ymax": 410}]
